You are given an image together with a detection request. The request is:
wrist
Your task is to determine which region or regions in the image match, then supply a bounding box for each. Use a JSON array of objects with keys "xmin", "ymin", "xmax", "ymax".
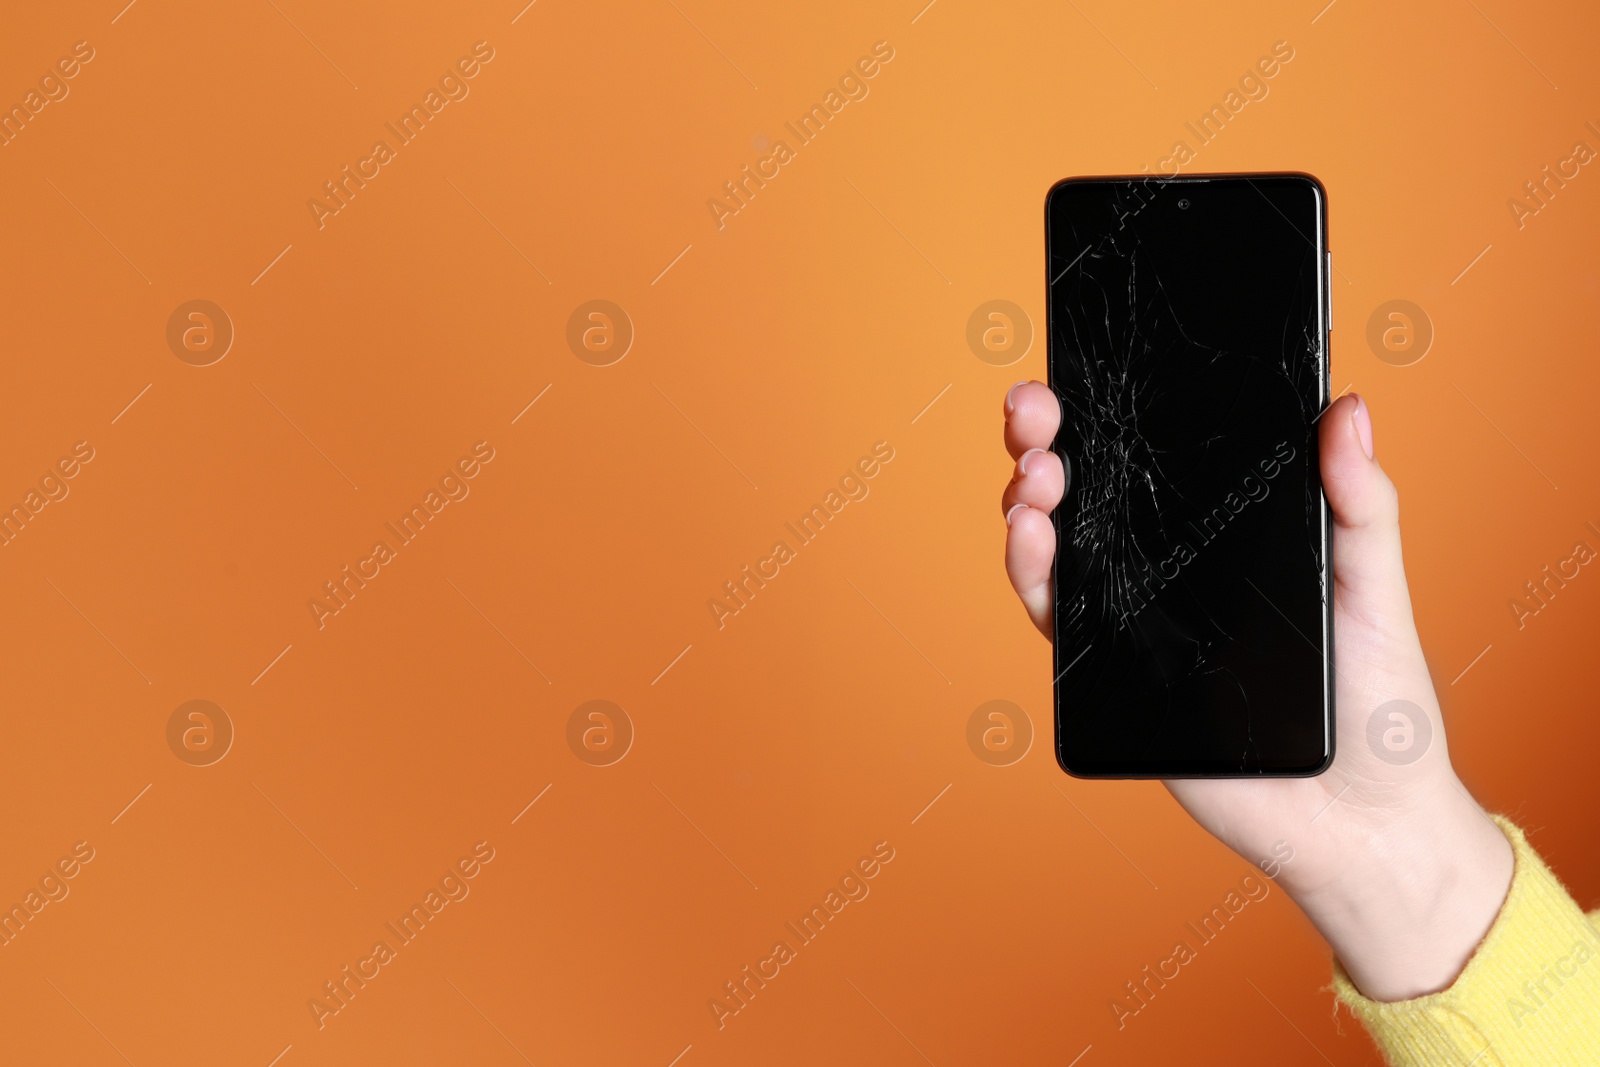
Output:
[{"xmin": 1289, "ymin": 775, "xmax": 1514, "ymax": 1002}]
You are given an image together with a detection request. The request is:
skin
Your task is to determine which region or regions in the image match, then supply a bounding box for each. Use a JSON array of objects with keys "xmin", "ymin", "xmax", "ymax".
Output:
[{"xmin": 1001, "ymin": 381, "xmax": 1514, "ymax": 1002}]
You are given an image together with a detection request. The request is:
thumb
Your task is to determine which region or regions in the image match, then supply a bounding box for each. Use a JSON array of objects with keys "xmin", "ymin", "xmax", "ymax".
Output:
[{"xmin": 1319, "ymin": 393, "xmax": 1415, "ymax": 632}]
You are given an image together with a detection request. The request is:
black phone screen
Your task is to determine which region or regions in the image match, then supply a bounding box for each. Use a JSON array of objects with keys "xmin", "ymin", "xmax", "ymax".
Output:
[{"xmin": 1044, "ymin": 174, "xmax": 1332, "ymax": 778}]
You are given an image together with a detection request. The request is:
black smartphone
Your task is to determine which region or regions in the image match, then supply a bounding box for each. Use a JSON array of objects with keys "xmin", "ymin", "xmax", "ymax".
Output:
[{"xmin": 1044, "ymin": 173, "xmax": 1333, "ymax": 778}]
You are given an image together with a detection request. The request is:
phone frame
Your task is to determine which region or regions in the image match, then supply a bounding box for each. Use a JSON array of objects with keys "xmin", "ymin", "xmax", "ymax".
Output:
[{"xmin": 1043, "ymin": 172, "xmax": 1335, "ymax": 780}]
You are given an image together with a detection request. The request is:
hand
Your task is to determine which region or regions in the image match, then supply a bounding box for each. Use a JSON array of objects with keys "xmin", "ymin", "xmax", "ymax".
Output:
[{"xmin": 1002, "ymin": 381, "xmax": 1514, "ymax": 1002}]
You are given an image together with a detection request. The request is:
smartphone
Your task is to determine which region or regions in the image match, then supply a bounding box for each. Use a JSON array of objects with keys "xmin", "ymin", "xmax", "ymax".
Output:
[{"xmin": 1044, "ymin": 173, "xmax": 1333, "ymax": 778}]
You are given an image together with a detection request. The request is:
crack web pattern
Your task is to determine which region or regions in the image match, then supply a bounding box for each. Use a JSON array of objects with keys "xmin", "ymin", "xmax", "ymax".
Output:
[{"xmin": 1049, "ymin": 179, "xmax": 1328, "ymax": 773}]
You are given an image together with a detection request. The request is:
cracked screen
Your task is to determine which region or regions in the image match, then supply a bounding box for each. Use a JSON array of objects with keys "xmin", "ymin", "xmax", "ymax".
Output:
[{"xmin": 1045, "ymin": 175, "xmax": 1332, "ymax": 777}]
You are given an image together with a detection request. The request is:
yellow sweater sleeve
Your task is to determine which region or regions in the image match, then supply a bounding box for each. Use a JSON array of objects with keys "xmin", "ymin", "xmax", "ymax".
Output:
[{"xmin": 1333, "ymin": 817, "xmax": 1600, "ymax": 1066}]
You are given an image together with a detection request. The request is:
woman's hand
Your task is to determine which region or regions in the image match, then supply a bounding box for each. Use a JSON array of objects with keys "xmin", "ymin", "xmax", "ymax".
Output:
[{"xmin": 1002, "ymin": 381, "xmax": 1514, "ymax": 1002}]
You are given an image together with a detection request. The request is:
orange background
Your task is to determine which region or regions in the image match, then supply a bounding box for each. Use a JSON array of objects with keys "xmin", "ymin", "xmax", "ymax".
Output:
[{"xmin": 1, "ymin": 1, "xmax": 1597, "ymax": 1064}]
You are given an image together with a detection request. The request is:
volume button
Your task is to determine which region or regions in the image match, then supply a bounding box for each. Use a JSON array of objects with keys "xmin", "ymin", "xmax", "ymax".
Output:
[{"xmin": 1326, "ymin": 251, "xmax": 1333, "ymax": 330}]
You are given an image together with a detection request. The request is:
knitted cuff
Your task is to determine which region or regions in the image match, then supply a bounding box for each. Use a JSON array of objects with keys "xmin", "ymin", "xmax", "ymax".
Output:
[{"xmin": 1333, "ymin": 816, "xmax": 1600, "ymax": 1066}]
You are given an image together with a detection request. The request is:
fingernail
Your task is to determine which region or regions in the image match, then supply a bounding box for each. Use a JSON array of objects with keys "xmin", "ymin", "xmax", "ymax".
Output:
[
  {"xmin": 1005, "ymin": 503, "xmax": 1029, "ymax": 527},
  {"xmin": 1351, "ymin": 393, "xmax": 1374, "ymax": 460},
  {"xmin": 1005, "ymin": 381, "xmax": 1028, "ymax": 415},
  {"xmin": 1019, "ymin": 447, "xmax": 1048, "ymax": 476}
]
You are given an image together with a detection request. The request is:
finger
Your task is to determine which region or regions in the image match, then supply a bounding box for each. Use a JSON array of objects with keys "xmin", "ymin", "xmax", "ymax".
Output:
[
  {"xmin": 1005, "ymin": 504, "xmax": 1056, "ymax": 638},
  {"xmin": 1319, "ymin": 392, "xmax": 1415, "ymax": 631},
  {"xmin": 1001, "ymin": 447, "xmax": 1066, "ymax": 516},
  {"xmin": 1004, "ymin": 381, "xmax": 1062, "ymax": 459}
]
